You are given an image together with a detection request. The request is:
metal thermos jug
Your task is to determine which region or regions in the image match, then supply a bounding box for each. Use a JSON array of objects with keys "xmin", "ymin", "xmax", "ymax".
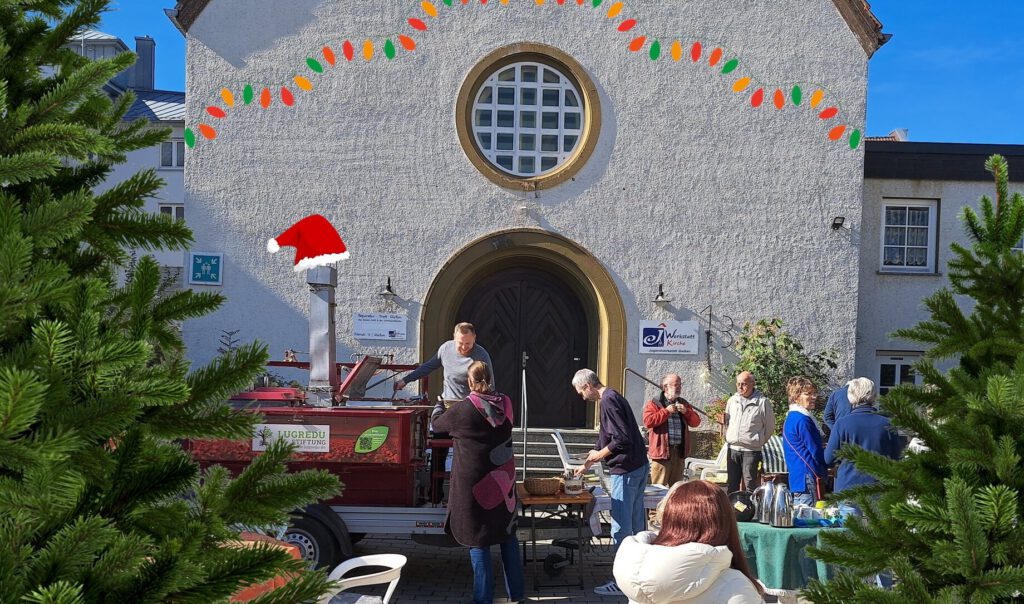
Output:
[
  {"xmin": 771, "ymin": 483, "xmax": 794, "ymax": 527},
  {"xmin": 754, "ymin": 479, "xmax": 775, "ymax": 524}
]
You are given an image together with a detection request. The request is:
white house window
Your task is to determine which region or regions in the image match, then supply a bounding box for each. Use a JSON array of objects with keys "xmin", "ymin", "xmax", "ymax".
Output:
[
  {"xmin": 880, "ymin": 199, "xmax": 938, "ymax": 273},
  {"xmin": 161, "ymin": 140, "xmax": 186, "ymax": 169},
  {"xmin": 877, "ymin": 353, "xmax": 921, "ymax": 396},
  {"xmin": 470, "ymin": 61, "xmax": 584, "ymax": 177},
  {"xmin": 159, "ymin": 204, "xmax": 185, "ymax": 222}
]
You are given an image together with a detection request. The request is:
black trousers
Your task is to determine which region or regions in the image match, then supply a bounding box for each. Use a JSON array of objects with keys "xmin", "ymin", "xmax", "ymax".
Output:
[{"xmin": 727, "ymin": 446, "xmax": 762, "ymax": 493}]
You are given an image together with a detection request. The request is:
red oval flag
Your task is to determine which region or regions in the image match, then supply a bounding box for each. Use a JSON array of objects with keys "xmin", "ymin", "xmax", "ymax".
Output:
[
  {"xmin": 819, "ymin": 107, "xmax": 839, "ymax": 119},
  {"xmin": 343, "ymin": 40, "xmax": 354, "ymax": 61},
  {"xmin": 618, "ymin": 19, "xmax": 636, "ymax": 32},
  {"xmin": 206, "ymin": 106, "xmax": 226, "ymax": 118},
  {"xmin": 409, "ymin": 18, "xmax": 427, "ymax": 31},
  {"xmin": 281, "ymin": 87, "xmax": 294, "ymax": 106},
  {"xmin": 690, "ymin": 41, "xmax": 701, "ymax": 62},
  {"xmin": 750, "ymin": 88, "xmax": 764, "ymax": 107}
]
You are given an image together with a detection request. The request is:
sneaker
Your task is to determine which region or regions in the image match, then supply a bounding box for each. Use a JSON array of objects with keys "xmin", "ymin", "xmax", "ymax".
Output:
[{"xmin": 594, "ymin": 581, "xmax": 623, "ymax": 596}]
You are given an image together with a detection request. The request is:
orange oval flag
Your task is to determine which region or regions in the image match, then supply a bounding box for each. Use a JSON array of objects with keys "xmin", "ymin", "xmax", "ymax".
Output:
[{"xmin": 828, "ymin": 125, "xmax": 847, "ymax": 141}]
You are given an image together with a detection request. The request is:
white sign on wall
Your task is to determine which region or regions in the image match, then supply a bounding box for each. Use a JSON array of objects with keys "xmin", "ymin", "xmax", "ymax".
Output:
[
  {"xmin": 639, "ymin": 320, "xmax": 699, "ymax": 355},
  {"xmin": 353, "ymin": 312, "xmax": 408, "ymax": 341},
  {"xmin": 252, "ymin": 424, "xmax": 330, "ymax": 452}
]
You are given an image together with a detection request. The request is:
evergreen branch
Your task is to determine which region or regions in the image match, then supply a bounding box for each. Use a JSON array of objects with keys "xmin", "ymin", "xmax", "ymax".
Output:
[
  {"xmin": 0, "ymin": 368, "xmax": 46, "ymax": 439},
  {"xmin": 185, "ymin": 342, "xmax": 270, "ymax": 412},
  {"xmin": 20, "ymin": 580, "xmax": 86, "ymax": 604},
  {"xmin": 165, "ymin": 542, "xmax": 297, "ymax": 604},
  {"xmin": 0, "ymin": 151, "xmax": 62, "ymax": 185},
  {"xmin": 242, "ymin": 566, "xmax": 335, "ymax": 604}
]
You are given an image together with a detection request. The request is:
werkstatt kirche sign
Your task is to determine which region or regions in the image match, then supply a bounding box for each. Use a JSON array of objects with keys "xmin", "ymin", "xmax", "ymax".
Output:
[{"xmin": 639, "ymin": 321, "xmax": 699, "ymax": 355}]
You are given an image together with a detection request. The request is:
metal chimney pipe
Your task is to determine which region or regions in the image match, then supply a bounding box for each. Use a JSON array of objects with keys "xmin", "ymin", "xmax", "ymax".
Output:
[{"xmin": 306, "ymin": 266, "xmax": 339, "ymax": 406}]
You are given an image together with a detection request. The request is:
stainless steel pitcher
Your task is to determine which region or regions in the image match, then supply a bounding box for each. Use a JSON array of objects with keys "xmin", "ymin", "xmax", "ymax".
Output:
[
  {"xmin": 754, "ymin": 479, "xmax": 775, "ymax": 524},
  {"xmin": 770, "ymin": 483, "xmax": 794, "ymax": 527}
]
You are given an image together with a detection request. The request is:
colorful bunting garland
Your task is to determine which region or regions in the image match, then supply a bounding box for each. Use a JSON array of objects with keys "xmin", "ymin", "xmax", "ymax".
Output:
[{"xmin": 183, "ymin": 0, "xmax": 863, "ymax": 152}]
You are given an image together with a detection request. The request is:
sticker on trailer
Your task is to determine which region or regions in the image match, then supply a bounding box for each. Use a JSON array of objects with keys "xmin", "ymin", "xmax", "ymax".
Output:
[
  {"xmin": 253, "ymin": 424, "xmax": 330, "ymax": 452},
  {"xmin": 355, "ymin": 426, "xmax": 389, "ymax": 453}
]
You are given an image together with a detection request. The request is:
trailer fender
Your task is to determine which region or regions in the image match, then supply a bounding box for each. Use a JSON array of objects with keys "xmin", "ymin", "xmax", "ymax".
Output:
[{"xmin": 296, "ymin": 503, "xmax": 353, "ymax": 560}]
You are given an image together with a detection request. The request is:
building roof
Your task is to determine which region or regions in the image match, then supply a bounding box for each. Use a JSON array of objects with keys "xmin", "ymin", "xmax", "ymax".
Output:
[
  {"xmin": 72, "ymin": 28, "xmax": 119, "ymax": 41},
  {"xmin": 166, "ymin": 0, "xmax": 888, "ymax": 55},
  {"xmin": 864, "ymin": 141, "xmax": 1024, "ymax": 182},
  {"xmin": 124, "ymin": 89, "xmax": 186, "ymax": 123}
]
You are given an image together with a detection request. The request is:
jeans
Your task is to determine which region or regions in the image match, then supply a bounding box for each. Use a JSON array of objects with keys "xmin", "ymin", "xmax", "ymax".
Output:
[
  {"xmin": 726, "ymin": 447, "xmax": 761, "ymax": 493},
  {"xmin": 469, "ymin": 534, "xmax": 524, "ymax": 604},
  {"xmin": 610, "ymin": 463, "xmax": 649, "ymax": 550},
  {"xmin": 792, "ymin": 473, "xmax": 817, "ymax": 507}
]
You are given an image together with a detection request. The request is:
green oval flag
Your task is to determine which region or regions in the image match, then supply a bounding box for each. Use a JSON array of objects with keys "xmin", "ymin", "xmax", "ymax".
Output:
[{"xmin": 355, "ymin": 426, "xmax": 389, "ymax": 453}]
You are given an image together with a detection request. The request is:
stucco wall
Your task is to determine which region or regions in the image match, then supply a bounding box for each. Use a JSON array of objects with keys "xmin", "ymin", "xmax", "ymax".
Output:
[
  {"xmin": 182, "ymin": 0, "xmax": 869, "ymax": 417},
  {"xmin": 856, "ymin": 177, "xmax": 997, "ymax": 380}
]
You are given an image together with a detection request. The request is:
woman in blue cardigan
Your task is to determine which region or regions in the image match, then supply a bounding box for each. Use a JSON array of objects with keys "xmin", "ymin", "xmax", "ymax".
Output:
[{"xmin": 782, "ymin": 377, "xmax": 827, "ymax": 506}]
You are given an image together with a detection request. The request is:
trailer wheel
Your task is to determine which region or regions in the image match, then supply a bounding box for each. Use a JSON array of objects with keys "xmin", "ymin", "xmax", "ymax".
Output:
[{"xmin": 284, "ymin": 516, "xmax": 341, "ymax": 569}]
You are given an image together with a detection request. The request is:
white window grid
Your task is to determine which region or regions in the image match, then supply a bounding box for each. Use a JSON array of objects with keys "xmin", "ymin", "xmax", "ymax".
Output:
[
  {"xmin": 161, "ymin": 140, "xmax": 186, "ymax": 169},
  {"xmin": 877, "ymin": 354, "xmax": 921, "ymax": 396},
  {"xmin": 159, "ymin": 204, "xmax": 185, "ymax": 221},
  {"xmin": 880, "ymin": 200, "xmax": 937, "ymax": 273},
  {"xmin": 471, "ymin": 61, "xmax": 584, "ymax": 177}
]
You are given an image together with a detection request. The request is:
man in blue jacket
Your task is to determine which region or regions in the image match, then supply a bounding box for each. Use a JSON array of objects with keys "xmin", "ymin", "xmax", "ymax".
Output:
[{"xmin": 822, "ymin": 381, "xmax": 852, "ymax": 432}]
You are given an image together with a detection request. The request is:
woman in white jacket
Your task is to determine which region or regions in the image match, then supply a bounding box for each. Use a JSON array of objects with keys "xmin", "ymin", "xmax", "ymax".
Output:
[{"xmin": 613, "ymin": 480, "xmax": 765, "ymax": 604}]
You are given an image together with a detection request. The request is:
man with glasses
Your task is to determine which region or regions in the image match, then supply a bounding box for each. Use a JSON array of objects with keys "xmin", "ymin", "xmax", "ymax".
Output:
[
  {"xmin": 643, "ymin": 373, "xmax": 701, "ymax": 486},
  {"xmin": 572, "ymin": 369, "xmax": 648, "ymax": 597}
]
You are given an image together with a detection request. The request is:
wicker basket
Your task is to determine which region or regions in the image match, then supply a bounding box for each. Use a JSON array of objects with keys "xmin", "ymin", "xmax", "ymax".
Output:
[{"xmin": 523, "ymin": 477, "xmax": 562, "ymax": 496}]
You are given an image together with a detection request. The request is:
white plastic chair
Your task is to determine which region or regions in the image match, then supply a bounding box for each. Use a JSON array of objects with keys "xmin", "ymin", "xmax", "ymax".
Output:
[
  {"xmin": 684, "ymin": 442, "xmax": 728, "ymax": 481},
  {"xmin": 551, "ymin": 430, "xmax": 611, "ymax": 490},
  {"xmin": 318, "ymin": 554, "xmax": 408, "ymax": 604}
]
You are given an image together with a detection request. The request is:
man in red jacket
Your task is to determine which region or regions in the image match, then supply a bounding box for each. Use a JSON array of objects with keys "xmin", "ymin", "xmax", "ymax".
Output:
[{"xmin": 643, "ymin": 373, "xmax": 701, "ymax": 486}]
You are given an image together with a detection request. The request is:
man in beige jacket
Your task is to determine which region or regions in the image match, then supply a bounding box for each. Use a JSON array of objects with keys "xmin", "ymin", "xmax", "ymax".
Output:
[{"xmin": 724, "ymin": 371, "xmax": 775, "ymax": 493}]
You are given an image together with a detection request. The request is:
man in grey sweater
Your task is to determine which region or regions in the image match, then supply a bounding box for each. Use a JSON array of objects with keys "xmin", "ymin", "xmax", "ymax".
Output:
[{"xmin": 395, "ymin": 322, "xmax": 494, "ymax": 400}]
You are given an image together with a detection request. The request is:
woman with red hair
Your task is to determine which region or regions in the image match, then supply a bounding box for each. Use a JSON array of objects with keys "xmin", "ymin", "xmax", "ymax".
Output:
[{"xmin": 613, "ymin": 480, "xmax": 765, "ymax": 603}]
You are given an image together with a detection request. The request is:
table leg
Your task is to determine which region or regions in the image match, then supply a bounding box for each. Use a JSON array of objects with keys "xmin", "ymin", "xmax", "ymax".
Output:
[
  {"xmin": 530, "ymin": 505, "xmax": 538, "ymax": 591},
  {"xmin": 575, "ymin": 502, "xmax": 585, "ymax": 590}
]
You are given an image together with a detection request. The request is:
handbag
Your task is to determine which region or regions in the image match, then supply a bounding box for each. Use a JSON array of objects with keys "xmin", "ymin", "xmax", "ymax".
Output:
[{"xmin": 783, "ymin": 430, "xmax": 829, "ymax": 500}]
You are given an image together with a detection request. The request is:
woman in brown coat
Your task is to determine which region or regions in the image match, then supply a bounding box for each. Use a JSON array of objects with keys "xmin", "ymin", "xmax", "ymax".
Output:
[{"xmin": 431, "ymin": 361, "xmax": 524, "ymax": 604}]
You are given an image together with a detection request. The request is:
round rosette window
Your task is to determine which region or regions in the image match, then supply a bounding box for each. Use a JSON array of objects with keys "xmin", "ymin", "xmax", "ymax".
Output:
[{"xmin": 457, "ymin": 44, "xmax": 601, "ymax": 190}]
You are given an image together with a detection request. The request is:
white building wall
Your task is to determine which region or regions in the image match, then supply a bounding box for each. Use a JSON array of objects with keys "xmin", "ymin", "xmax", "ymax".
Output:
[
  {"xmin": 100, "ymin": 124, "xmax": 187, "ymax": 269},
  {"xmin": 182, "ymin": 0, "xmax": 869, "ymax": 413},
  {"xmin": 856, "ymin": 176, "xmax": 998, "ymax": 382}
]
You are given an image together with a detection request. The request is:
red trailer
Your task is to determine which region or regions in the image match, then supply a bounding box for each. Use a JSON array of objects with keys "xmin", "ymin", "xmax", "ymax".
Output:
[{"xmin": 186, "ymin": 267, "xmax": 456, "ymax": 569}]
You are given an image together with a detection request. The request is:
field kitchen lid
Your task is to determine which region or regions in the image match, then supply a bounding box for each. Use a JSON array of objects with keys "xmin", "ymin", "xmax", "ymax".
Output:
[{"xmin": 337, "ymin": 355, "xmax": 383, "ymax": 401}]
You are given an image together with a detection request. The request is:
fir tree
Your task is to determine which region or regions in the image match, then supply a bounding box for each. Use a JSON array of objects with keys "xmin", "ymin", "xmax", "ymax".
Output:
[
  {"xmin": 803, "ymin": 155, "xmax": 1024, "ymax": 603},
  {"xmin": 0, "ymin": 2, "xmax": 340, "ymax": 602}
]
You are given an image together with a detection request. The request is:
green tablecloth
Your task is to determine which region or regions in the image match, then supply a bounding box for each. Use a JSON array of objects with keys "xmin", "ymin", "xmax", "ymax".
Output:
[{"xmin": 737, "ymin": 522, "xmax": 837, "ymax": 590}]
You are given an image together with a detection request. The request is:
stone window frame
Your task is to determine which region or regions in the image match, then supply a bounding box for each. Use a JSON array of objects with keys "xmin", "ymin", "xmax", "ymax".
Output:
[
  {"xmin": 456, "ymin": 43, "xmax": 601, "ymax": 191},
  {"xmin": 879, "ymin": 198, "xmax": 938, "ymax": 274}
]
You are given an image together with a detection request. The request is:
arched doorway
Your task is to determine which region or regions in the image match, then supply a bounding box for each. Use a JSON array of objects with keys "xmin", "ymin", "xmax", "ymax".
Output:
[
  {"xmin": 418, "ymin": 229, "xmax": 626, "ymax": 429},
  {"xmin": 457, "ymin": 267, "xmax": 588, "ymax": 427}
]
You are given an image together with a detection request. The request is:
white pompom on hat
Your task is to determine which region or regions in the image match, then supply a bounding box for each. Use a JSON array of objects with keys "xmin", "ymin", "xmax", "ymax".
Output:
[{"xmin": 267, "ymin": 214, "xmax": 349, "ymax": 271}]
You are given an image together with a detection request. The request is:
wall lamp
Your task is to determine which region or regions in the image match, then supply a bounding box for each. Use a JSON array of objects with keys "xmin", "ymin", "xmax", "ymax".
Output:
[
  {"xmin": 830, "ymin": 216, "xmax": 849, "ymax": 231},
  {"xmin": 652, "ymin": 283, "xmax": 673, "ymax": 306},
  {"xmin": 378, "ymin": 276, "xmax": 397, "ymax": 302}
]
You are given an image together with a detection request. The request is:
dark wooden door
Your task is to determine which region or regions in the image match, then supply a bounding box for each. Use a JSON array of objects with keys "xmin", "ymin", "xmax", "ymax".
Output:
[{"xmin": 457, "ymin": 267, "xmax": 588, "ymax": 428}]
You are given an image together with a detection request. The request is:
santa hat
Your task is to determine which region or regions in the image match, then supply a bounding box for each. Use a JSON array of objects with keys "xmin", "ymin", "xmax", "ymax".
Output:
[{"xmin": 267, "ymin": 214, "xmax": 349, "ymax": 272}]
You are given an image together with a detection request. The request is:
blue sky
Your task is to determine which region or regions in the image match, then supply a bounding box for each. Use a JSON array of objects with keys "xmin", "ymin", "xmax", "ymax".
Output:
[{"xmin": 98, "ymin": 0, "xmax": 1023, "ymax": 145}]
